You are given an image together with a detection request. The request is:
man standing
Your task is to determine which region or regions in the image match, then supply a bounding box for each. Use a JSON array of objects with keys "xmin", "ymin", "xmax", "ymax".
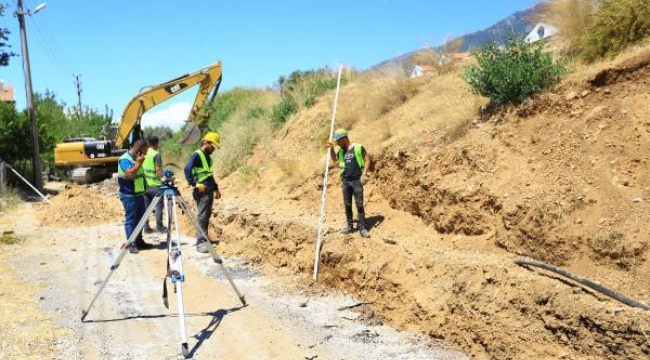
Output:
[
  {"xmin": 328, "ymin": 128, "xmax": 373, "ymax": 238},
  {"xmin": 142, "ymin": 136, "xmax": 166, "ymax": 234},
  {"xmin": 118, "ymin": 139, "xmax": 154, "ymax": 254},
  {"xmin": 184, "ymin": 132, "xmax": 222, "ymax": 253}
]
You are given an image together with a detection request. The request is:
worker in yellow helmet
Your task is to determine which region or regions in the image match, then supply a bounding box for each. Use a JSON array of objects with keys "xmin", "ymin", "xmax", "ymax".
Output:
[
  {"xmin": 184, "ymin": 132, "xmax": 222, "ymax": 253},
  {"xmin": 327, "ymin": 128, "xmax": 374, "ymax": 238}
]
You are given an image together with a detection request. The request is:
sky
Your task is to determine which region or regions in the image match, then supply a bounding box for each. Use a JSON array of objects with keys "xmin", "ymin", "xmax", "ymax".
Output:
[{"xmin": 2, "ymin": 0, "xmax": 539, "ymax": 131}]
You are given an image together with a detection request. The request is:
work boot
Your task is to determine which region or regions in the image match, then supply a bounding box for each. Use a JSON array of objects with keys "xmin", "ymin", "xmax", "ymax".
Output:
[
  {"xmin": 360, "ymin": 229, "xmax": 370, "ymax": 238},
  {"xmin": 156, "ymin": 226, "xmax": 168, "ymax": 234},
  {"xmin": 196, "ymin": 241, "xmax": 210, "ymax": 253},
  {"xmin": 129, "ymin": 244, "xmax": 139, "ymax": 254},
  {"xmin": 136, "ymin": 241, "xmax": 154, "ymax": 250},
  {"xmin": 143, "ymin": 226, "xmax": 154, "ymax": 234},
  {"xmin": 340, "ymin": 226, "xmax": 353, "ymax": 235}
]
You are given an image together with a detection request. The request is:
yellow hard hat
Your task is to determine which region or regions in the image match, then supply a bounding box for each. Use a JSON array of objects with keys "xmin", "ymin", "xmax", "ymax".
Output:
[
  {"xmin": 334, "ymin": 128, "xmax": 348, "ymax": 141},
  {"xmin": 203, "ymin": 132, "xmax": 220, "ymax": 147}
]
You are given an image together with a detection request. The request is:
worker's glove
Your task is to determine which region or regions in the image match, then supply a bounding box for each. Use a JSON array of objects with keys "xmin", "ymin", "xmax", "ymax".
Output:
[
  {"xmin": 215, "ymin": 189, "xmax": 222, "ymax": 200},
  {"xmin": 360, "ymin": 174, "xmax": 369, "ymax": 186},
  {"xmin": 195, "ymin": 183, "xmax": 206, "ymax": 194}
]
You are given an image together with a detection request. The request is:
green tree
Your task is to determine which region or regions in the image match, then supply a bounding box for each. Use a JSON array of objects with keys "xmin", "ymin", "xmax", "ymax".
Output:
[
  {"xmin": 464, "ymin": 37, "xmax": 566, "ymax": 106},
  {"xmin": 0, "ymin": 4, "xmax": 17, "ymax": 66}
]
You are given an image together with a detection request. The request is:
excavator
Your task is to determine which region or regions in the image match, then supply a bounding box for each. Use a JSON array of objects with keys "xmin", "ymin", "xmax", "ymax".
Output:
[{"xmin": 54, "ymin": 61, "xmax": 222, "ymax": 184}]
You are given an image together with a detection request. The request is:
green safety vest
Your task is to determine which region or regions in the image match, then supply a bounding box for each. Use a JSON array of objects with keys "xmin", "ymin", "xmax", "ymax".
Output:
[
  {"xmin": 142, "ymin": 147, "xmax": 162, "ymax": 187},
  {"xmin": 191, "ymin": 149, "xmax": 213, "ymax": 184},
  {"xmin": 337, "ymin": 143, "xmax": 365, "ymax": 176},
  {"xmin": 117, "ymin": 151, "xmax": 145, "ymax": 195}
]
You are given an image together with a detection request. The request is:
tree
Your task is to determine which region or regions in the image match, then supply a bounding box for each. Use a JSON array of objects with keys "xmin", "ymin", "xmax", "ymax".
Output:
[{"xmin": 0, "ymin": 4, "xmax": 17, "ymax": 66}]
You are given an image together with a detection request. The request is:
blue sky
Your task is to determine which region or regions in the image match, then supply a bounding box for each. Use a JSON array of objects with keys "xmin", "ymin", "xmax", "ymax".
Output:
[{"xmin": 2, "ymin": 0, "xmax": 539, "ymax": 130}]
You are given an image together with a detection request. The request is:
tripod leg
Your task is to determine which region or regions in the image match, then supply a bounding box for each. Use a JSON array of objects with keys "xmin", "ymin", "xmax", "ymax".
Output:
[
  {"xmin": 81, "ymin": 194, "xmax": 163, "ymax": 321},
  {"xmin": 169, "ymin": 195, "xmax": 189, "ymax": 357},
  {"xmin": 177, "ymin": 196, "xmax": 247, "ymax": 306}
]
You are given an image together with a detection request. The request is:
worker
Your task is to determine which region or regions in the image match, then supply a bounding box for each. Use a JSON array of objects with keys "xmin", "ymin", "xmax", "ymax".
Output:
[
  {"xmin": 328, "ymin": 128, "xmax": 373, "ymax": 238},
  {"xmin": 118, "ymin": 139, "xmax": 154, "ymax": 253},
  {"xmin": 142, "ymin": 136, "xmax": 166, "ymax": 234},
  {"xmin": 184, "ymin": 132, "xmax": 222, "ymax": 253}
]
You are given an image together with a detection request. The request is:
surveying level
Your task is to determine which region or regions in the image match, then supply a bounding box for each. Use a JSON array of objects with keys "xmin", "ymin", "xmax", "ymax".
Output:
[{"xmin": 81, "ymin": 169, "xmax": 246, "ymax": 358}]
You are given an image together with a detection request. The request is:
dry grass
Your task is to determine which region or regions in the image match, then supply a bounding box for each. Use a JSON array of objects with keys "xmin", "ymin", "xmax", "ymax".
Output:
[
  {"xmin": 537, "ymin": 0, "xmax": 597, "ymax": 56},
  {"xmin": 0, "ymin": 186, "xmax": 22, "ymax": 212}
]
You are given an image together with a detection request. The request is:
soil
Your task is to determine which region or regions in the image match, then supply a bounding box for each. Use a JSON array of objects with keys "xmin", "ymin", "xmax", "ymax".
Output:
[
  {"xmin": 4, "ymin": 46, "xmax": 650, "ymax": 360},
  {"xmin": 0, "ymin": 183, "xmax": 469, "ymax": 360}
]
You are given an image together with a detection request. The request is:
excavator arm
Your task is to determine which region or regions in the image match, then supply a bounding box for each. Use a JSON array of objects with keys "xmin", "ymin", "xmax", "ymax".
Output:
[{"xmin": 115, "ymin": 61, "xmax": 222, "ymax": 149}]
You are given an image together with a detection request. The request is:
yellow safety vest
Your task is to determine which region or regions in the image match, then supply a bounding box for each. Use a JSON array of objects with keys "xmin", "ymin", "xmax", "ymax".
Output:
[
  {"xmin": 143, "ymin": 147, "xmax": 162, "ymax": 187},
  {"xmin": 191, "ymin": 149, "xmax": 213, "ymax": 184},
  {"xmin": 117, "ymin": 151, "xmax": 145, "ymax": 195},
  {"xmin": 337, "ymin": 143, "xmax": 365, "ymax": 176}
]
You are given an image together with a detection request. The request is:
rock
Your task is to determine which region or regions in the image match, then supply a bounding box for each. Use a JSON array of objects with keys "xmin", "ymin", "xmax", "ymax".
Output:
[
  {"xmin": 565, "ymin": 91, "xmax": 579, "ymax": 100},
  {"xmin": 632, "ymin": 197, "xmax": 643, "ymax": 203}
]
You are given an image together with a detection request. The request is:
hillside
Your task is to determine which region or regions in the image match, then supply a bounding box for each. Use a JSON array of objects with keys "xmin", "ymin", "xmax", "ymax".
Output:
[
  {"xmin": 210, "ymin": 44, "xmax": 650, "ymax": 359},
  {"xmin": 370, "ymin": 4, "xmax": 541, "ymax": 73}
]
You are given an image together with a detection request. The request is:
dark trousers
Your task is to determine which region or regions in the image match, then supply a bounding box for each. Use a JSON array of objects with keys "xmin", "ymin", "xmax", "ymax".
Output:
[
  {"xmin": 342, "ymin": 178, "xmax": 366, "ymax": 230},
  {"xmin": 194, "ymin": 189, "xmax": 214, "ymax": 244},
  {"xmin": 143, "ymin": 185, "xmax": 163, "ymax": 229},
  {"xmin": 119, "ymin": 194, "xmax": 145, "ymax": 245}
]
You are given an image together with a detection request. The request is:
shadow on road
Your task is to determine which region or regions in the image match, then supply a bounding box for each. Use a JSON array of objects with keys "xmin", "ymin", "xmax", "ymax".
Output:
[{"xmin": 188, "ymin": 305, "xmax": 246, "ymax": 358}]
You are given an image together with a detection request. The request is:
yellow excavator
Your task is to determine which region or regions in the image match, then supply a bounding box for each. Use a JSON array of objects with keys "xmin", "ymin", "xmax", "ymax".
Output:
[{"xmin": 54, "ymin": 61, "xmax": 222, "ymax": 184}]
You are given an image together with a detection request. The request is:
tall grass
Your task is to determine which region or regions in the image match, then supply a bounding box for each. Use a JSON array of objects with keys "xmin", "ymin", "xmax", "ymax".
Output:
[
  {"xmin": 540, "ymin": 0, "xmax": 650, "ymax": 62},
  {"xmin": 580, "ymin": 0, "xmax": 650, "ymax": 62},
  {"xmin": 0, "ymin": 186, "xmax": 22, "ymax": 212},
  {"xmin": 215, "ymin": 92, "xmax": 276, "ymax": 177},
  {"xmin": 537, "ymin": 0, "xmax": 598, "ymax": 56}
]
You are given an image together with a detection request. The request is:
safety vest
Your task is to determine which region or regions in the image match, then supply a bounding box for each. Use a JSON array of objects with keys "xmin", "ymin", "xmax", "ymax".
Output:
[
  {"xmin": 143, "ymin": 147, "xmax": 162, "ymax": 187},
  {"xmin": 338, "ymin": 143, "xmax": 365, "ymax": 175},
  {"xmin": 191, "ymin": 149, "xmax": 213, "ymax": 184},
  {"xmin": 117, "ymin": 151, "xmax": 145, "ymax": 195}
]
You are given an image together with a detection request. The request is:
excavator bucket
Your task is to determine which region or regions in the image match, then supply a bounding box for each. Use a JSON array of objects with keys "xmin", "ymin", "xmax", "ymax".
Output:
[{"xmin": 177, "ymin": 121, "xmax": 202, "ymax": 145}]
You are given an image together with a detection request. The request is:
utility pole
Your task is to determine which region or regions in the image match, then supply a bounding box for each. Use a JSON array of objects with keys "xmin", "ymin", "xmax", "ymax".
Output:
[
  {"xmin": 74, "ymin": 74, "xmax": 83, "ymax": 116},
  {"xmin": 16, "ymin": 0, "xmax": 43, "ymax": 191}
]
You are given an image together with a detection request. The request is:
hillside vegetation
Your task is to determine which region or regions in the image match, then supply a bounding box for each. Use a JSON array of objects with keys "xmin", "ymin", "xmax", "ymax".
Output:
[{"xmin": 160, "ymin": 2, "xmax": 650, "ymax": 358}]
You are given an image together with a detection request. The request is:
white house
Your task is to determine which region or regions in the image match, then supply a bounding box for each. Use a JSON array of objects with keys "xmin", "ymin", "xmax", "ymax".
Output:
[
  {"xmin": 410, "ymin": 65, "xmax": 436, "ymax": 78},
  {"xmin": 525, "ymin": 22, "xmax": 559, "ymax": 43}
]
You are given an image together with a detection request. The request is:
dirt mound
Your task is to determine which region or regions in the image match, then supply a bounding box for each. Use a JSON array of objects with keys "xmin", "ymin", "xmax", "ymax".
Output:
[
  {"xmin": 209, "ymin": 48, "xmax": 650, "ymax": 359},
  {"xmin": 39, "ymin": 183, "xmax": 123, "ymax": 227}
]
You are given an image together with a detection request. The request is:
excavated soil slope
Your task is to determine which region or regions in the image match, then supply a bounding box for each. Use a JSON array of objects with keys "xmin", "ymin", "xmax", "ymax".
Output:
[
  {"xmin": 210, "ymin": 49, "xmax": 650, "ymax": 359},
  {"xmin": 26, "ymin": 49, "xmax": 650, "ymax": 360}
]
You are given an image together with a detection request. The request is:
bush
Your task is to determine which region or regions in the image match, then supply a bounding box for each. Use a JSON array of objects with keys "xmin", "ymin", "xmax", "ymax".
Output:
[
  {"xmin": 580, "ymin": 0, "xmax": 650, "ymax": 62},
  {"xmin": 463, "ymin": 37, "xmax": 566, "ymax": 106},
  {"xmin": 271, "ymin": 97, "xmax": 297, "ymax": 125}
]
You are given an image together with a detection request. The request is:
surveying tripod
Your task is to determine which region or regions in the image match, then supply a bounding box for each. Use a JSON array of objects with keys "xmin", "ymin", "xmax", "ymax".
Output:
[{"xmin": 81, "ymin": 170, "xmax": 246, "ymax": 358}]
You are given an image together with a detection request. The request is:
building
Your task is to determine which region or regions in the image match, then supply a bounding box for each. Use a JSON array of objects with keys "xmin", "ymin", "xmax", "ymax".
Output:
[
  {"xmin": 525, "ymin": 22, "xmax": 559, "ymax": 43},
  {"xmin": 410, "ymin": 65, "xmax": 436, "ymax": 78},
  {"xmin": 0, "ymin": 82, "xmax": 15, "ymax": 103}
]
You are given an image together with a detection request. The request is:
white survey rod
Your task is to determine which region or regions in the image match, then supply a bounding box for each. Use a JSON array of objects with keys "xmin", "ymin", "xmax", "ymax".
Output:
[{"xmin": 313, "ymin": 64, "xmax": 343, "ymax": 282}]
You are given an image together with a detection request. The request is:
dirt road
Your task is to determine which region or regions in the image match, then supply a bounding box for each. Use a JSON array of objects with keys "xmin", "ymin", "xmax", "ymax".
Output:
[{"xmin": 0, "ymin": 200, "xmax": 470, "ymax": 360}]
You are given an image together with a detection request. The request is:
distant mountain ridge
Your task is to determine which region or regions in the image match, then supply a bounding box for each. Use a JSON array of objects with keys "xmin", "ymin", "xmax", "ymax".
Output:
[{"xmin": 369, "ymin": 4, "xmax": 542, "ymax": 72}]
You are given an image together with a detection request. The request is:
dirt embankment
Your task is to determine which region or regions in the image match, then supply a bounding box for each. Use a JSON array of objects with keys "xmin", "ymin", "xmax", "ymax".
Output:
[{"xmin": 212, "ymin": 50, "xmax": 650, "ymax": 359}]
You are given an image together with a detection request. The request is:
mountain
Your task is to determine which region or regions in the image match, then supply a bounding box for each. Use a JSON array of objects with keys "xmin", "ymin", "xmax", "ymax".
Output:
[{"xmin": 369, "ymin": 4, "xmax": 543, "ymax": 73}]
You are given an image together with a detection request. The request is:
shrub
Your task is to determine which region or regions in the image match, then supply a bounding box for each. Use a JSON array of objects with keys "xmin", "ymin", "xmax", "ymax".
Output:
[
  {"xmin": 580, "ymin": 0, "xmax": 650, "ymax": 62},
  {"xmin": 271, "ymin": 97, "xmax": 297, "ymax": 125},
  {"xmin": 463, "ymin": 37, "xmax": 566, "ymax": 106}
]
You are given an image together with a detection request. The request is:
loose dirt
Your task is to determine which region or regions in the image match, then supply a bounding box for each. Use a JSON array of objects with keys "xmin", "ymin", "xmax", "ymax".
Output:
[{"xmin": 0, "ymin": 183, "xmax": 469, "ymax": 360}]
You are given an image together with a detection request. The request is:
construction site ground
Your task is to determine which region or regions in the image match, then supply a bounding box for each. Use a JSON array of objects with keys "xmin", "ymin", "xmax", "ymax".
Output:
[
  {"xmin": 4, "ymin": 46, "xmax": 650, "ymax": 360},
  {"xmin": 0, "ymin": 184, "xmax": 469, "ymax": 360}
]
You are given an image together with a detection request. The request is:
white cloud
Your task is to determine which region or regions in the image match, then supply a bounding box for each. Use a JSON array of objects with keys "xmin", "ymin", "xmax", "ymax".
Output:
[{"xmin": 141, "ymin": 102, "xmax": 192, "ymax": 131}]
